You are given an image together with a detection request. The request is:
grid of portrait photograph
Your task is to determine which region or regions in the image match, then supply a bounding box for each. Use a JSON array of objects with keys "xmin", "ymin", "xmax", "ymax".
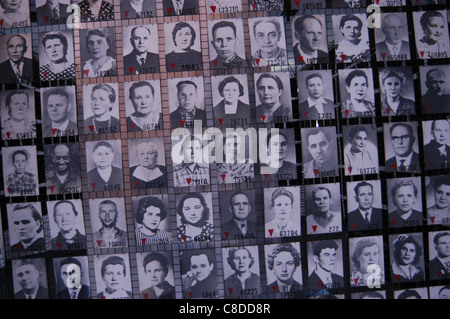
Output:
[{"xmin": 0, "ymin": 0, "xmax": 448, "ymax": 300}]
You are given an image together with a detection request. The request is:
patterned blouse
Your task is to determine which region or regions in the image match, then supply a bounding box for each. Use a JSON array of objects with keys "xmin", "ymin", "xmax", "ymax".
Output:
[
  {"xmin": 177, "ymin": 222, "xmax": 214, "ymax": 243},
  {"xmin": 39, "ymin": 64, "xmax": 76, "ymax": 81},
  {"xmin": 79, "ymin": 0, "xmax": 114, "ymax": 22}
]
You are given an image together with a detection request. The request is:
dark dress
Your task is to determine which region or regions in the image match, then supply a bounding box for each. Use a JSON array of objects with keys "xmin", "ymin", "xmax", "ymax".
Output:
[
  {"xmin": 165, "ymin": 49, "xmax": 202, "ymax": 72},
  {"xmin": 87, "ymin": 166, "xmax": 123, "ymax": 192}
]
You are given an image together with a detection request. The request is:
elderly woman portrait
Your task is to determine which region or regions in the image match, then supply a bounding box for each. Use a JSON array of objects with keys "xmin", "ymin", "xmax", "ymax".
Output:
[
  {"xmin": 250, "ymin": 17, "xmax": 287, "ymax": 67},
  {"xmin": 177, "ymin": 193, "xmax": 214, "ymax": 243},
  {"xmin": 380, "ymin": 69, "xmax": 415, "ymax": 116},
  {"xmin": 265, "ymin": 188, "xmax": 300, "ymax": 238},
  {"xmin": 87, "ymin": 141, "xmax": 122, "ymax": 191},
  {"xmin": 135, "ymin": 196, "xmax": 172, "ymax": 245},
  {"xmin": 350, "ymin": 237, "xmax": 385, "ymax": 287},
  {"xmin": 97, "ymin": 255, "xmax": 132, "ymax": 299},
  {"xmin": 140, "ymin": 252, "xmax": 175, "ymax": 299},
  {"xmin": 39, "ymin": 32, "xmax": 75, "ymax": 81},
  {"xmin": 126, "ymin": 81, "xmax": 162, "ymax": 132},
  {"xmin": 341, "ymin": 69, "xmax": 374, "ymax": 118},
  {"xmin": 130, "ymin": 141, "xmax": 166, "ymax": 189},
  {"xmin": 335, "ymin": 14, "xmax": 370, "ymax": 63},
  {"xmin": 165, "ymin": 22, "xmax": 202, "ymax": 72},
  {"xmin": 391, "ymin": 234, "xmax": 425, "ymax": 283},
  {"xmin": 344, "ymin": 125, "xmax": 378, "ymax": 175},
  {"xmin": 82, "ymin": 28, "xmax": 117, "ymax": 78},
  {"xmin": 1, "ymin": 90, "xmax": 36, "ymax": 140},
  {"xmin": 224, "ymin": 247, "xmax": 261, "ymax": 298},
  {"xmin": 78, "ymin": 0, "xmax": 114, "ymax": 22},
  {"xmin": 0, "ymin": 0, "xmax": 30, "ymax": 28},
  {"xmin": 415, "ymin": 10, "xmax": 449, "ymax": 59},
  {"xmin": 84, "ymin": 84, "xmax": 120, "ymax": 134}
]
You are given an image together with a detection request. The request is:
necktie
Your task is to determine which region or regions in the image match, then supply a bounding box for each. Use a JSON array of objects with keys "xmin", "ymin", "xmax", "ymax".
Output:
[
  {"xmin": 139, "ymin": 58, "xmax": 145, "ymax": 65},
  {"xmin": 71, "ymin": 290, "xmax": 77, "ymax": 299},
  {"xmin": 241, "ymin": 223, "xmax": 247, "ymax": 235},
  {"xmin": 12, "ymin": 62, "xmax": 21, "ymax": 81},
  {"xmin": 399, "ymin": 159, "xmax": 406, "ymax": 171},
  {"xmin": 52, "ymin": 8, "xmax": 59, "ymax": 19},
  {"xmin": 365, "ymin": 212, "xmax": 370, "ymax": 224},
  {"xmin": 28, "ymin": 295, "xmax": 32, "ymax": 299},
  {"xmin": 176, "ymin": 0, "xmax": 182, "ymax": 15},
  {"xmin": 393, "ymin": 46, "xmax": 399, "ymax": 56},
  {"xmin": 445, "ymin": 261, "xmax": 450, "ymax": 273}
]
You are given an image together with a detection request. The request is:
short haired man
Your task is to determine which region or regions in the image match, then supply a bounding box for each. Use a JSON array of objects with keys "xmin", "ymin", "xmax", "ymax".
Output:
[
  {"xmin": 173, "ymin": 136, "xmax": 209, "ymax": 187},
  {"xmin": 385, "ymin": 123, "xmax": 421, "ymax": 173},
  {"xmin": 221, "ymin": 191, "xmax": 257, "ymax": 239},
  {"xmin": 376, "ymin": 14, "xmax": 410, "ymax": 61},
  {"xmin": 181, "ymin": 250, "xmax": 217, "ymax": 298},
  {"xmin": 36, "ymin": 0, "xmax": 70, "ymax": 25},
  {"xmin": 299, "ymin": 73, "xmax": 334, "ymax": 120},
  {"xmin": 56, "ymin": 257, "xmax": 91, "ymax": 299},
  {"xmin": 308, "ymin": 240, "xmax": 344, "ymax": 289},
  {"xmin": 255, "ymin": 73, "xmax": 291, "ymax": 123},
  {"xmin": 43, "ymin": 88, "xmax": 77, "ymax": 137},
  {"xmin": 427, "ymin": 176, "xmax": 450, "ymax": 225},
  {"xmin": 293, "ymin": 15, "xmax": 328, "ymax": 64},
  {"xmin": 389, "ymin": 179, "xmax": 423, "ymax": 228},
  {"xmin": 303, "ymin": 128, "xmax": 337, "ymax": 178},
  {"xmin": 169, "ymin": 80, "xmax": 206, "ymax": 128},
  {"xmin": 51, "ymin": 201, "xmax": 87, "ymax": 250},
  {"xmin": 251, "ymin": 18, "xmax": 287, "ymax": 66},
  {"xmin": 422, "ymin": 69, "xmax": 450, "ymax": 114},
  {"xmin": 0, "ymin": 35, "xmax": 33, "ymax": 84},
  {"xmin": 307, "ymin": 186, "xmax": 341, "ymax": 234},
  {"xmin": 424, "ymin": 120, "xmax": 450, "ymax": 170},
  {"xmin": 429, "ymin": 232, "xmax": 450, "ymax": 280},
  {"xmin": 45, "ymin": 144, "xmax": 81, "ymax": 194},
  {"xmin": 10, "ymin": 203, "xmax": 45, "ymax": 254},
  {"xmin": 6, "ymin": 149, "xmax": 38, "ymax": 196},
  {"xmin": 123, "ymin": 26, "xmax": 160, "ymax": 74},
  {"xmin": 93, "ymin": 200, "xmax": 128, "ymax": 248},
  {"xmin": 14, "ymin": 259, "xmax": 48, "ymax": 299},
  {"xmin": 210, "ymin": 20, "xmax": 246, "ymax": 69},
  {"xmin": 347, "ymin": 182, "xmax": 383, "ymax": 231}
]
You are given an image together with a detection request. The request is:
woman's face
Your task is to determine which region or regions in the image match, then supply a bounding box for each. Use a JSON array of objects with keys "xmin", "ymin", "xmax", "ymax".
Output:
[
  {"xmin": 2, "ymin": 0, "xmax": 22, "ymax": 12},
  {"xmin": 103, "ymin": 264, "xmax": 125, "ymax": 292},
  {"xmin": 347, "ymin": 76, "xmax": 368, "ymax": 101},
  {"xmin": 175, "ymin": 27, "xmax": 193, "ymax": 50},
  {"xmin": 9, "ymin": 93, "xmax": 29, "ymax": 122},
  {"xmin": 87, "ymin": 34, "xmax": 109, "ymax": 60},
  {"xmin": 232, "ymin": 249, "xmax": 252, "ymax": 274},
  {"xmin": 273, "ymin": 251, "xmax": 296, "ymax": 283},
  {"xmin": 45, "ymin": 38, "xmax": 65, "ymax": 63},
  {"xmin": 91, "ymin": 89, "xmax": 112, "ymax": 117},
  {"xmin": 350, "ymin": 130, "xmax": 368, "ymax": 153},
  {"xmin": 399, "ymin": 243, "xmax": 417, "ymax": 265},
  {"xmin": 272, "ymin": 195, "xmax": 292, "ymax": 222},
  {"xmin": 358, "ymin": 244, "xmax": 379, "ymax": 273},
  {"xmin": 383, "ymin": 76, "xmax": 402, "ymax": 99},
  {"xmin": 341, "ymin": 21, "xmax": 361, "ymax": 41},
  {"xmin": 424, "ymin": 16, "xmax": 445, "ymax": 42},
  {"xmin": 137, "ymin": 143, "xmax": 157, "ymax": 169},
  {"xmin": 93, "ymin": 146, "xmax": 114, "ymax": 169},
  {"xmin": 181, "ymin": 198, "xmax": 203, "ymax": 225},
  {"xmin": 223, "ymin": 82, "xmax": 240, "ymax": 104},
  {"xmin": 145, "ymin": 261, "xmax": 166, "ymax": 287},
  {"xmin": 142, "ymin": 206, "xmax": 161, "ymax": 231},
  {"xmin": 131, "ymin": 86, "xmax": 154, "ymax": 115}
]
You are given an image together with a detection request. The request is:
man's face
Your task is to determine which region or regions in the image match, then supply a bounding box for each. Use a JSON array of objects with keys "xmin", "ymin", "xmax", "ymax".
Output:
[
  {"xmin": 298, "ymin": 18, "xmax": 323, "ymax": 53},
  {"xmin": 435, "ymin": 235, "xmax": 450, "ymax": 258},
  {"xmin": 346, "ymin": 76, "xmax": 368, "ymax": 102},
  {"xmin": 431, "ymin": 120, "xmax": 450, "ymax": 146},
  {"xmin": 349, "ymin": 130, "xmax": 368, "ymax": 153},
  {"xmin": 393, "ymin": 185, "xmax": 416, "ymax": 214},
  {"xmin": 434, "ymin": 184, "xmax": 450, "ymax": 210},
  {"xmin": 340, "ymin": 21, "xmax": 361, "ymax": 41},
  {"xmin": 16, "ymin": 264, "xmax": 39, "ymax": 291},
  {"xmin": 190, "ymin": 254, "xmax": 213, "ymax": 282},
  {"xmin": 183, "ymin": 139, "xmax": 202, "ymax": 164},
  {"xmin": 103, "ymin": 264, "xmax": 125, "ymax": 292},
  {"xmin": 137, "ymin": 143, "xmax": 157, "ymax": 169},
  {"xmin": 313, "ymin": 189, "xmax": 332, "ymax": 215},
  {"xmin": 272, "ymin": 195, "xmax": 292, "ymax": 222},
  {"xmin": 9, "ymin": 93, "xmax": 29, "ymax": 122},
  {"xmin": 307, "ymin": 131, "xmax": 332, "ymax": 167},
  {"xmin": 268, "ymin": 134, "xmax": 287, "ymax": 162},
  {"xmin": 52, "ymin": 145, "xmax": 71, "ymax": 174},
  {"xmin": 390, "ymin": 125, "xmax": 414, "ymax": 157},
  {"xmin": 13, "ymin": 153, "xmax": 27, "ymax": 175},
  {"xmin": 131, "ymin": 27, "xmax": 151, "ymax": 53},
  {"xmin": 13, "ymin": 208, "xmax": 40, "ymax": 243},
  {"xmin": 358, "ymin": 245, "xmax": 379, "ymax": 273},
  {"xmin": 426, "ymin": 71, "xmax": 446, "ymax": 96},
  {"xmin": 254, "ymin": 21, "xmax": 281, "ymax": 54},
  {"xmin": 60, "ymin": 263, "xmax": 81, "ymax": 289},
  {"xmin": 212, "ymin": 26, "xmax": 237, "ymax": 60},
  {"xmin": 232, "ymin": 249, "xmax": 252, "ymax": 274},
  {"xmin": 306, "ymin": 77, "xmax": 324, "ymax": 100},
  {"xmin": 382, "ymin": 15, "xmax": 404, "ymax": 45},
  {"xmin": 131, "ymin": 86, "xmax": 154, "ymax": 115},
  {"xmin": 177, "ymin": 84, "xmax": 197, "ymax": 112},
  {"xmin": 355, "ymin": 185, "xmax": 374, "ymax": 211},
  {"xmin": 257, "ymin": 77, "xmax": 281, "ymax": 106},
  {"xmin": 54, "ymin": 202, "xmax": 76, "ymax": 232},
  {"xmin": 230, "ymin": 194, "xmax": 251, "ymax": 221},
  {"xmin": 273, "ymin": 251, "xmax": 296, "ymax": 283},
  {"xmin": 316, "ymin": 248, "xmax": 337, "ymax": 272},
  {"xmin": 7, "ymin": 36, "xmax": 26, "ymax": 63},
  {"xmin": 142, "ymin": 206, "xmax": 161, "ymax": 232},
  {"xmin": 99, "ymin": 203, "xmax": 118, "ymax": 228},
  {"xmin": 145, "ymin": 261, "xmax": 166, "ymax": 287},
  {"xmin": 424, "ymin": 16, "xmax": 445, "ymax": 42},
  {"xmin": 47, "ymin": 94, "xmax": 69, "ymax": 124}
]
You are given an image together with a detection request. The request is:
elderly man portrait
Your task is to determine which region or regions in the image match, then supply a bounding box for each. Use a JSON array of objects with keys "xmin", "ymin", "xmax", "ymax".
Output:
[
  {"xmin": 42, "ymin": 88, "xmax": 77, "ymax": 137},
  {"xmin": 424, "ymin": 120, "xmax": 450, "ymax": 170},
  {"xmin": 124, "ymin": 25, "xmax": 160, "ymax": 74},
  {"xmin": 302, "ymin": 128, "xmax": 338, "ymax": 178},
  {"xmin": 45, "ymin": 144, "xmax": 81, "ymax": 194},
  {"xmin": 0, "ymin": 34, "xmax": 33, "ymax": 84},
  {"xmin": 385, "ymin": 123, "xmax": 420, "ymax": 173},
  {"xmin": 221, "ymin": 191, "xmax": 257, "ymax": 240},
  {"xmin": 293, "ymin": 15, "xmax": 328, "ymax": 64},
  {"xmin": 376, "ymin": 13, "xmax": 410, "ymax": 61},
  {"xmin": 421, "ymin": 68, "xmax": 450, "ymax": 114},
  {"xmin": 251, "ymin": 17, "xmax": 287, "ymax": 66}
]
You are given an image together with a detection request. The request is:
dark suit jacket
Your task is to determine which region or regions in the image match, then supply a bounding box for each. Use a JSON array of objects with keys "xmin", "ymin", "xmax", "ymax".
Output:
[
  {"xmin": 10, "ymin": 237, "xmax": 45, "ymax": 254},
  {"xmin": 347, "ymin": 208, "xmax": 383, "ymax": 231},
  {"xmin": 120, "ymin": 0, "xmax": 155, "ymax": 18},
  {"xmin": 422, "ymin": 92, "xmax": 450, "ymax": 114},
  {"xmin": 57, "ymin": 285, "xmax": 91, "ymax": 299},
  {"xmin": 429, "ymin": 257, "xmax": 450, "ymax": 280},
  {"xmin": 375, "ymin": 40, "xmax": 410, "ymax": 60},
  {"xmin": 170, "ymin": 107, "xmax": 206, "ymax": 128},
  {"xmin": 43, "ymin": 120, "xmax": 78, "ymax": 137},
  {"xmin": 123, "ymin": 51, "xmax": 160, "ymax": 74},
  {"xmin": 293, "ymin": 43, "xmax": 329, "ymax": 64},
  {"xmin": 385, "ymin": 151, "xmax": 421, "ymax": 173},
  {"xmin": 15, "ymin": 286, "xmax": 49, "ymax": 299},
  {"xmin": 36, "ymin": 3, "xmax": 70, "ymax": 25},
  {"xmin": 0, "ymin": 58, "xmax": 33, "ymax": 84},
  {"xmin": 389, "ymin": 209, "xmax": 423, "ymax": 228},
  {"xmin": 213, "ymin": 100, "xmax": 250, "ymax": 127},
  {"xmin": 163, "ymin": 0, "xmax": 198, "ymax": 15},
  {"xmin": 221, "ymin": 219, "xmax": 257, "ymax": 239},
  {"xmin": 424, "ymin": 140, "xmax": 450, "ymax": 170},
  {"xmin": 299, "ymin": 98, "xmax": 334, "ymax": 120},
  {"xmin": 308, "ymin": 271, "xmax": 344, "ymax": 290},
  {"xmin": 267, "ymin": 280, "xmax": 303, "ymax": 298}
]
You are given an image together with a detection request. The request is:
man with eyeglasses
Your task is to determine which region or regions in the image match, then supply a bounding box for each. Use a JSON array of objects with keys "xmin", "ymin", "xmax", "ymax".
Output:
[
  {"xmin": 386, "ymin": 123, "xmax": 420, "ymax": 173},
  {"xmin": 45, "ymin": 144, "xmax": 81, "ymax": 194}
]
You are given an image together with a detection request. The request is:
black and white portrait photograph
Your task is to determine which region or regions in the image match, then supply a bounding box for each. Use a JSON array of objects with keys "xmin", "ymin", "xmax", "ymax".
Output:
[
  {"xmin": 0, "ymin": 33, "xmax": 33, "ymax": 85},
  {"xmin": 349, "ymin": 236, "xmax": 385, "ymax": 288},
  {"xmin": 47, "ymin": 199, "xmax": 86, "ymax": 251},
  {"xmin": 332, "ymin": 0, "xmax": 366, "ymax": 7},
  {"xmin": 387, "ymin": 177, "xmax": 423, "ymax": 228},
  {"xmin": 208, "ymin": 19, "xmax": 247, "ymax": 69},
  {"xmin": 428, "ymin": 231, "xmax": 450, "ymax": 280},
  {"xmin": 176, "ymin": 192, "xmax": 214, "ymax": 243},
  {"xmin": 164, "ymin": 21, "xmax": 202, "ymax": 72},
  {"xmin": 171, "ymin": 135, "xmax": 210, "ymax": 187},
  {"xmin": 332, "ymin": 13, "xmax": 370, "ymax": 63},
  {"xmin": 89, "ymin": 197, "xmax": 128, "ymax": 249},
  {"xmin": 180, "ymin": 249, "xmax": 218, "ymax": 299},
  {"xmin": 346, "ymin": 180, "xmax": 383, "ymax": 231},
  {"xmin": 394, "ymin": 288, "xmax": 428, "ymax": 299},
  {"xmin": 129, "ymin": 137, "xmax": 167, "ymax": 189},
  {"xmin": 264, "ymin": 186, "xmax": 301, "ymax": 239},
  {"xmin": 122, "ymin": 24, "xmax": 160, "ymax": 75},
  {"xmin": 222, "ymin": 246, "xmax": 261, "ymax": 298},
  {"xmin": 264, "ymin": 242, "xmax": 303, "ymax": 297},
  {"xmin": 378, "ymin": 67, "xmax": 415, "ymax": 116},
  {"xmin": 7, "ymin": 202, "xmax": 45, "ymax": 255},
  {"xmin": 40, "ymin": 86, "xmax": 77, "ymax": 137},
  {"xmin": 120, "ymin": 0, "xmax": 156, "ymax": 19},
  {"xmin": 78, "ymin": 0, "xmax": 114, "ymax": 22},
  {"xmin": 383, "ymin": 121, "xmax": 421, "ymax": 173},
  {"xmin": 389, "ymin": 233, "xmax": 425, "ymax": 283},
  {"xmin": 36, "ymin": 0, "xmax": 71, "ymax": 25},
  {"xmin": 44, "ymin": 143, "xmax": 81, "ymax": 195},
  {"xmin": 307, "ymin": 239, "xmax": 344, "ymax": 290},
  {"xmin": 254, "ymin": 72, "xmax": 292, "ymax": 123},
  {"xmin": 211, "ymin": 74, "xmax": 250, "ymax": 127},
  {"xmin": 423, "ymin": 120, "xmax": 450, "ymax": 170},
  {"xmin": 419, "ymin": 65, "xmax": 450, "ymax": 114},
  {"xmin": 305, "ymin": 183, "xmax": 342, "ymax": 235},
  {"xmin": 132, "ymin": 195, "xmax": 172, "ymax": 246},
  {"xmin": 338, "ymin": 68, "xmax": 375, "ymax": 118},
  {"xmin": 413, "ymin": 10, "xmax": 450, "ymax": 60},
  {"xmin": 342, "ymin": 124, "xmax": 379, "ymax": 176},
  {"xmin": 301, "ymin": 126, "xmax": 339, "ymax": 179},
  {"xmin": 38, "ymin": 31, "xmax": 76, "ymax": 81},
  {"xmin": 207, "ymin": 0, "xmax": 242, "ymax": 13},
  {"xmin": 136, "ymin": 251, "xmax": 175, "ymax": 299},
  {"xmin": 291, "ymin": 14, "xmax": 328, "ymax": 65},
  {"xmin": 168, "ymin": 76, "xmax": 206, "ymax": 129},
  {"xmin": 0, "ymin": 0, "xmax": 30, "ymax": 28},
  {"xmin": 125, "ymin": 80, "xmax": 162, "ymax": 131},
  {"xmin": 375, "ymin": 12, "xmax": 411, "ymax": 61},
  {"xmin": 85, "ymin": 139, "xmax": 123, "ymax": 192},
  {"xmin": 249, "ymin": 0, "xmax": 283, "ymax": 11},
  {"xmin": 80, "ymin": 28, "xmax": 117, "ymax": 78},
  {"xmin": 429, "ymin": 285, "xmax": 450, "ymax": 299},
  {"xmin": 249, "ymin": 16, "xmax": 287, "ymax": 67},
  {"xmin": 94, "ymin": 253, "xmax": 132, "ymax": 299},
  {"xmin": 1, "ymin": 89, "xmax": 36, "ymax": 140},
  {"xmin": 425, "ymin": 175, "xmax": 450, "ymax": 226},
  {"xmin": 53, "ymin": 256, "xmax": 91, "ymax": 299},
  {"xmin": 2, "ymin": 145, "xmax": 39, "ymax": 197},
  {"xmin": 12, "ymin": 258, "xmax": 48, "ymax": 299},
  {"xmin": 220, "ymin": 190, "xmax": 257, "ymax": 241},
  {"xmin": 298, "ymin": 70, "xmax": 334, "ymax": 120},
  {"xmin": 163, "ymin": 0, "xmax": 199, "ymax": 16},
  {"xmin": 83, "ymin": 83, "xmax": 120, "ymax": 135}
]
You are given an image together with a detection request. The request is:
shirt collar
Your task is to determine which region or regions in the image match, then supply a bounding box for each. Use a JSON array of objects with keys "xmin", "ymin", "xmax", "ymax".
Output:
[
  {"xmin": 51, "ymin": 118, "xmax": 70, "ymax": 131},
  {"xmin": 395, "ymin": 151, "xmax": 413, "ymax": 166},
  {"xmin": 359, "ymin": 207, "xmax": 373, "ymax": 220},
  {"xmin": 385, "ymin": 41, "xmax": 401, "ymax": 55},
  {"xmin": 297, "ymin": 44, "xmax": 318, "ymax": 60},
  {"xmin": 307, "ymin": 96, "xmax": 326, "ymax": 108}
]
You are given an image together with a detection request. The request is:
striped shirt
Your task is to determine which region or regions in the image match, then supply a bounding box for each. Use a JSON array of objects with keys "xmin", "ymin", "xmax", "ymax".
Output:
[{"xmin": 135, "ymin": 227, "xmax": 172, "ymax": 245}]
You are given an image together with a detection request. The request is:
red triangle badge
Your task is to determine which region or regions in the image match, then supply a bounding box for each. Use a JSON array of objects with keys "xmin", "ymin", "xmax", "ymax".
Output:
[
  {"xmin": 317, "ymin": 280, "xmax": 323, "ymax": 287},
  {"xmin": 167, "ymin": 8, "xmax": 173, "ymax": 15},
  {"xmin": 298, "ymin": 56, "xmax": 304, "ymax": 63},
  {"xmin": 268, "ymin": 229, "xmax": 274, "ymax": 237},
  {"xmin": 420, "ymin": 51, "xmax": 425, "ymax": 58},
  {"xmin": 340, "ymin": 54, "xmax": 346, "ymax": 62},
  {"xmin": 392, "ymin": 219, "xmax": 397, "ymax": 227},
  {"xmin": 255, "ymin": 58, "xmax": 260, "ymax": 66},
  {"xmin": 438, "ymin": 271, "xmax": 443, "ymax": 278},
  {"xmin": 124, "ymin": 10, "xmax": 129, "ymax": 18},
  {"xmin": 428, "ymin": 161, "xmax": 433, "ymax": 168},
  {"xmin": 252, "ymin": 3, "xmax": 257, "ymax": 9},
  {"xmin": 218, "ymin": 118, "xmax": 223, "ymax": 125},
  {"xmin": 43, "ymin": 71, "xmax": 48, "ymax": 79},
  {"xmin": 130, "ymin": 122, "xmax": 135, "ymax": 131},
  {"xmin": 354, "ymin": 278, "xmax": 359, "ymax": 285},
  {"xmin": 430, "ymin": 216, "xmax": 435, "ymax": 224},
  {"xmin": 271, "ymin": 285, "xmax": 277, "ymax": 292},
  {"xmin": 141, "ymin": 238, "xmax": 146, "ymax": 245},
  {"xmin": 386, "ymin": 108, "xmax": 391, "ymax": 115},
  {"xmin": 395, "ymin": 274, "xmax": 400, "ymax": 281},
  {"xmin": 180, "ymin": 120, "xmax": 185, "ymax": 127},
  {"xmin": 89, "ymin": 125, "xmax": 94, "ymax": 133},
  {"xmin": 221, "ymin": 174, "xmax": 226, "ymax": 182},
  {"xmin": 128, "ymin": 67, "xmax": 134, "ymax": 74},
  {"xmin": 295, "ymin": 0, "xmax": 301, "ymax": 6},
  {"xmin": 425, "ymin": 105, "xmax": 431, "ymax": 112},
  {"xmin": 91, "ymin": 183, "xmax": 96, "ymax": 191},
  {"xmin": 44, "ymin": 16, "xmax": 49, "ymax": 23},
  {"xmin": 56, "ymin": 243, "xmax": 61, "ymax": 249},
  {"xmin": 50, "ymin": 186, "xmax": 55, "ymax": 194},
  {"xmin": 0, "ymin": 20, "xmax": 4, "ymax": 28},
  {"xmin": 84, "ymin": 70, "xmax": 89, "ymax": 77},
  {"xmin": 182, "ymin": 235, "xmax": 187, "ymax": 242},
  {"xmin": 375, "ymin": 0, "xmax": 380, "ymax": 4},
  {"xmin": 312, "ymin": 225, "xmax": 317, "ymax": 232},
  {"xmin": 344, "ymin": 109, "xmax": 350, "ymax": 117},
  {"xmin": 261, "ymin": 115, "xmax": 266, "ymax": 122},
  {"xmin": 134, "ymin": 181, "xmax": 139, "ymax": 189},
  {"xmin": 303, "ymin": 112, "xmax": 308, "ymax": 119},
  {"xmin": 213, "ymin": 60, "xmax": 218, "ymax": 67},
  {"xmin": 313, "ymin": 169, "xmax": 319, "ymax": 177},
  {"xmin": 143, "ymin": 293, "xmax": 148, "ymax": 299},
  {"xmin": 348, "ymin": 166, "xmax": 353, "ymax": 174},
  {"xmin": 186, "ymin": 178, "xmax": 191, "ymax": 185},
  {"xmin": 52, "ymin": 128, "xmax": 58, "ymax": 136},
  {"xmin": 170, "ymin": 63, "xmax": 175, "ymax": 70},
  {"xmin": 97, "ymin": 240, "xmax": 102, "ymax": 247},
  {"xmin": 187, "ymin": 291, "xmax": 193, "ymax": 298},
  {"xmin": 210, "ymin": 5, "xmax": 216, "ymax": 13},
  {"xmin": 381, "ymin": 53, "xmax": 386, "ymax": 60},
  {"xmin": 264, "ymin": 174, "xmax": 269, "ymax": 180},
  {"xmin": 391, "ymin": 163, "xmax": 397, "ymax": 171},
  {"xmin": 224, "ymin": 232, "xmax": 229, "ymax": 239},
  {"xmin": 352, "ymin": 223, "xmax": 357, "ymax": 230},
  {"xmin": 228, "ymin": 288, "xmax": 233, "ymax": 295},
  {"xmin": 6, "ymin": 132, "xmax": 11, "ymax": 139},
  {"xmin": 7, "ymin": 187, "xmax": 12, "ymax": 195}
]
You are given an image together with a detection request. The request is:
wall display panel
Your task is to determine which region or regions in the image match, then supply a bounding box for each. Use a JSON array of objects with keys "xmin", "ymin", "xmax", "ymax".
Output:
[
  {"xmin": 290, "ymin": 0, "xmax": 325, "ymax": 11},
  {"xmin": 0, "ymin": 0, "xmax": 30, "ymax": 28},
  {"xmin": 120, "ymin": 0, "xmax": 156, "ymax": 19},
  {"xmin": 422, "ymin": 120, "xmax": 450, "ymax": 170},
  {"xmin": 374, "ymin": 12, "xmax": 411, "ymax": 62},
  {"xmin": 78, "ymin": 0, "xmax": 114, "ymax": 22},
  {"xmin": 52, "ymin": 256, "xmax": 91, "ymax": 299},
  {"xmin": 0, "ymin": 33, "xmax": 33, "ymax": 85},
  {"xmin": 93, "ymin": 253, "xmax": 132, "ymax": 299},
  {"xmin": 136, "ymin": 251, "xmax": 175, "ymax": 299},
  {"xmin": 378, "ymin": 66, "xmax": 415, "ymax": 116},
  {"xmin": 429, "ymin": 285, "xmax": 450, "ymax": 299},
  {"xmin": 132, "ymin": 194, "xmax": 172, "ymax": 246},
  {"xmin": 394, "ymin": 287, "xmax": 428, "ymax": 299},
  {"xmin": 428, "ymin": 230, "xmax": 450, "ymax": 280},
  {"xmin": 206, "ymin": 0, "xmax": 242, "ymax": 13},
  {"xmin": 47, "ymin": 199, "xmax": 87, "ymax": 251},
  {"xmin": 11, "ymin": 257, "xmax": 48, "ymax": 299},
  {"xmin": 419, "ymin": 65, "xmax": 450, "ymax": 114},
  {"xmin": 35, "ymin": 0, "xmax": 71, "ymax": 25},
  {"xmin": 163, "ymin": 0, "xmax": 199, "ymax": 16},
  {"xmin": 425, "ymin": 175, "xmax": 450, "ymax": 226}
]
